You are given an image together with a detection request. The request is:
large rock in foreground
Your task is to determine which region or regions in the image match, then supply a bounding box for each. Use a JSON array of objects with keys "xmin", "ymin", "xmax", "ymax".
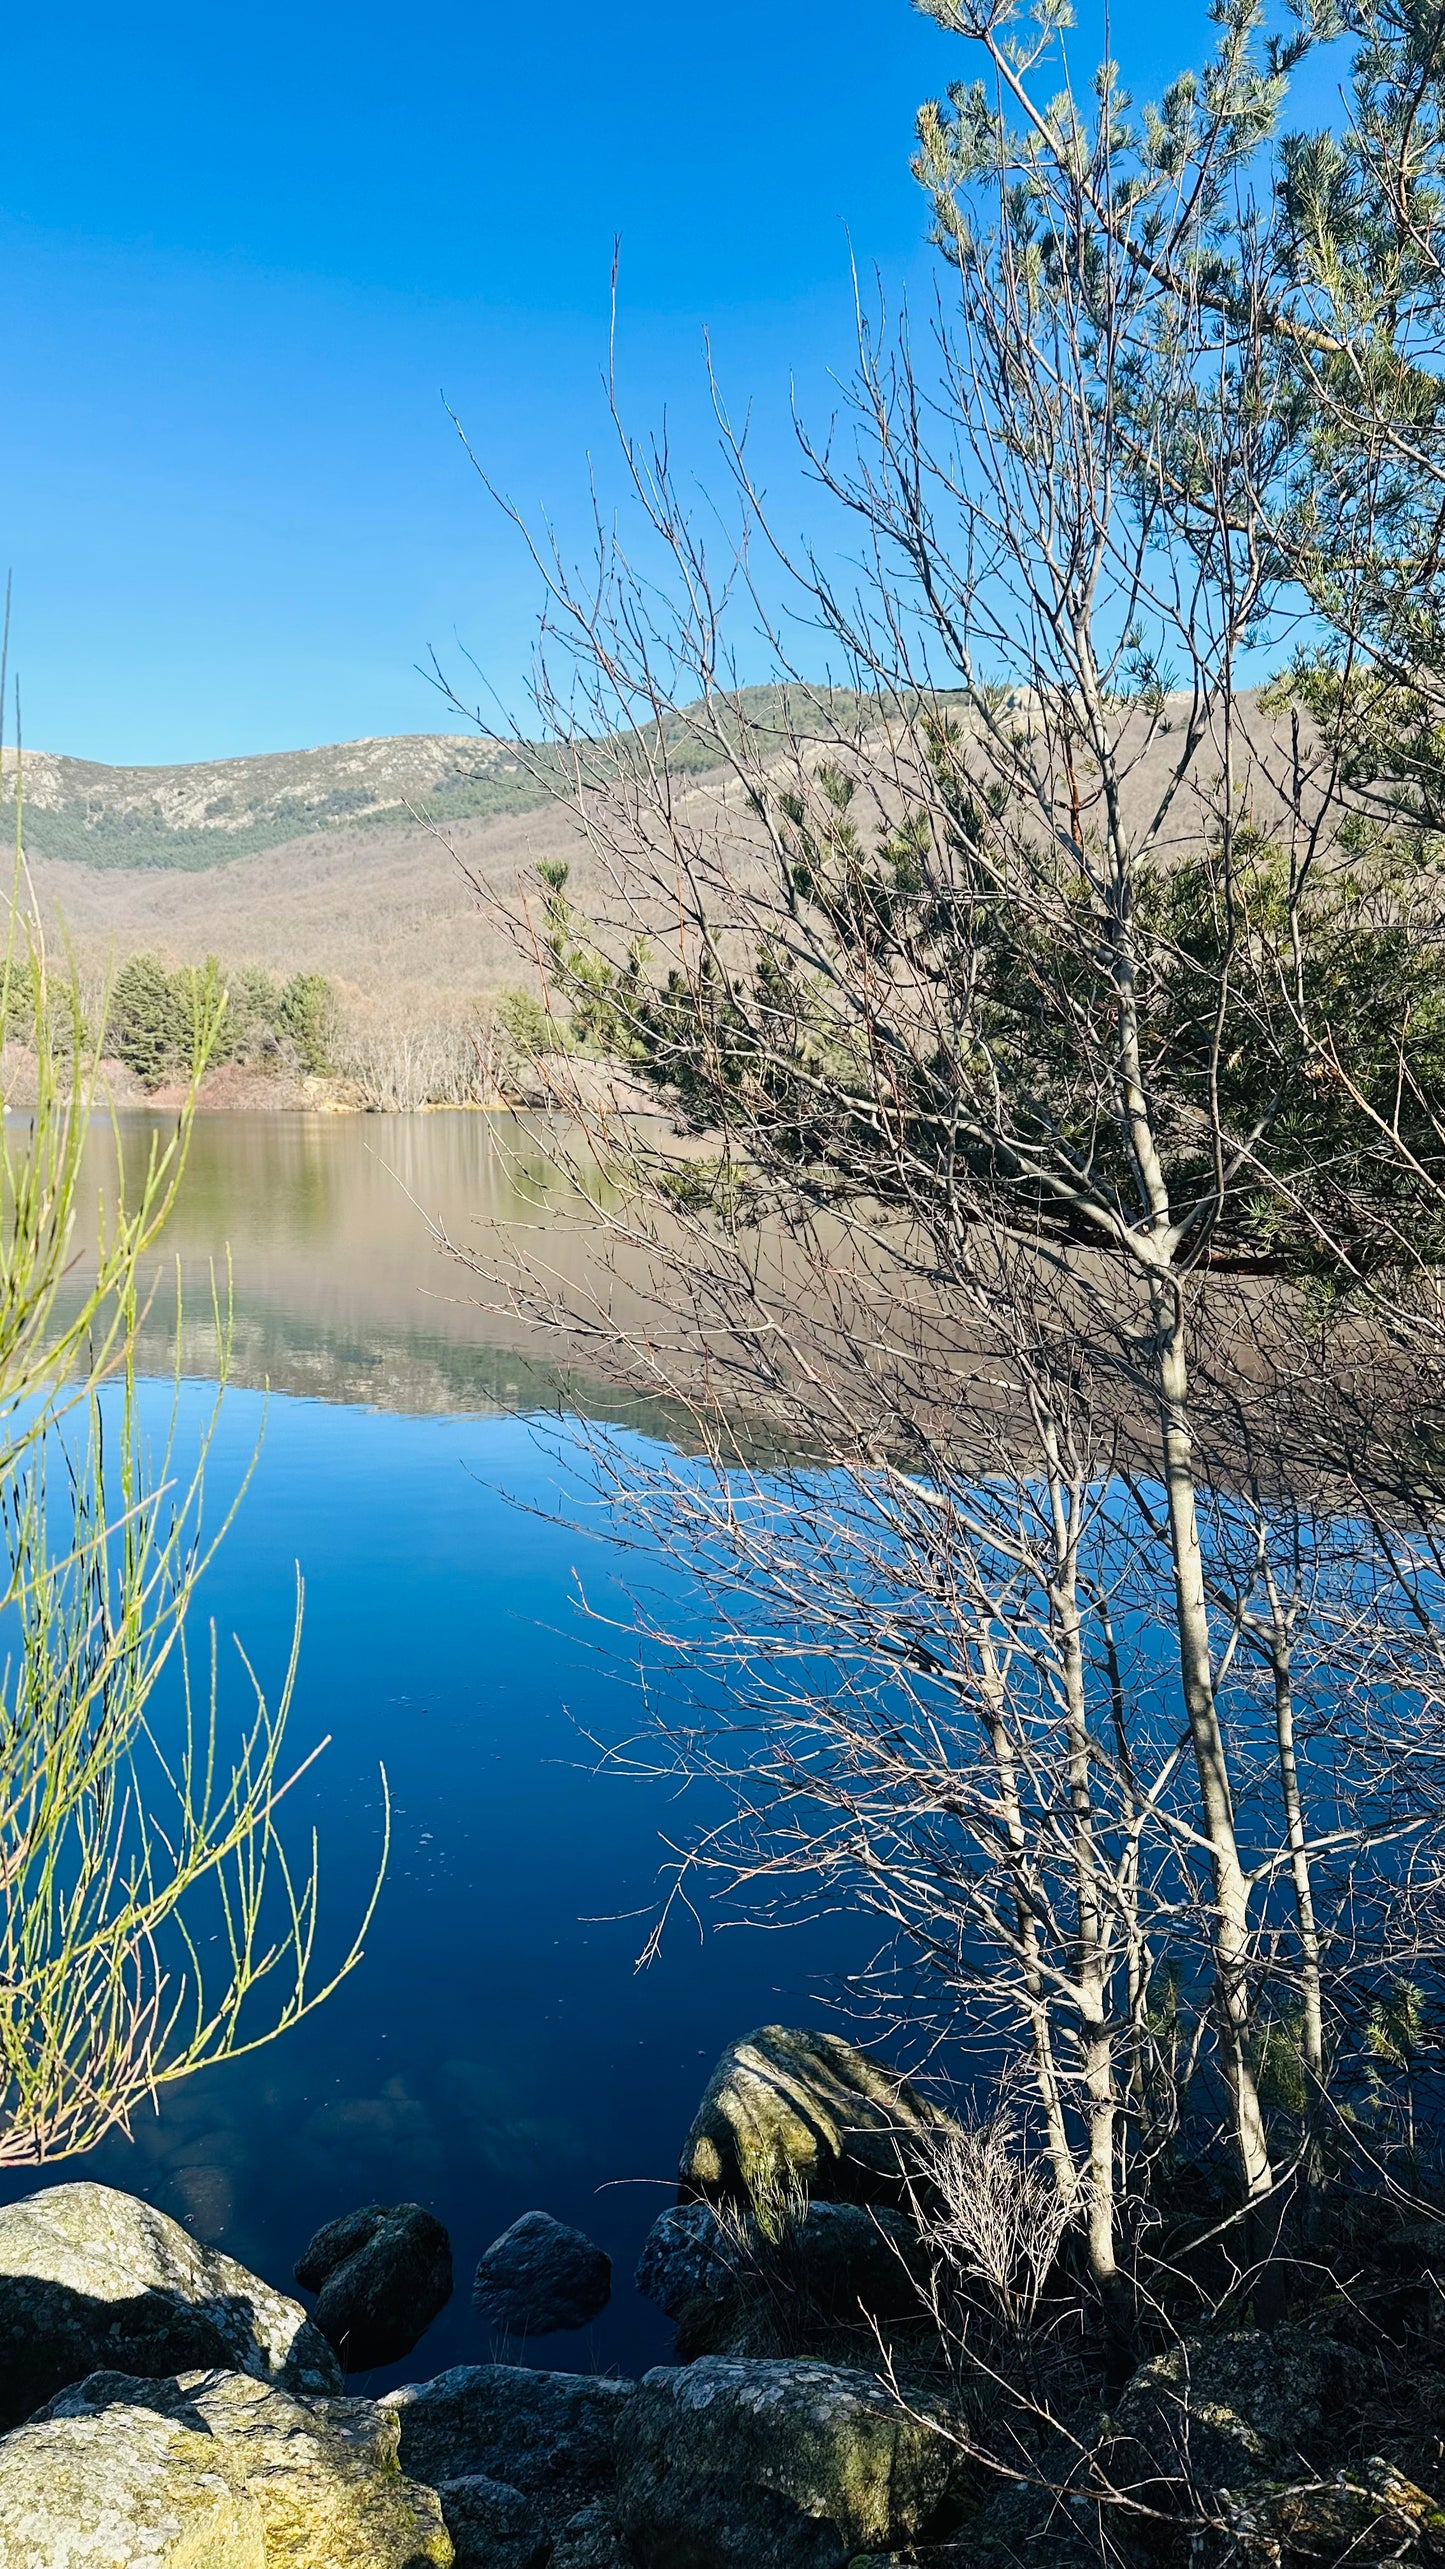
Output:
[
  {"xmin": 27, "ymin": 2366, "xmax": 453, "ymax": 2567},
  {"xmin": 473, "ymin": 2210, "xmax": 611, "ymax": 2337},
  {"xmin": 0, "ymin": 2385, "xmax": 264, "ymax": 2567},
  {"xmin": 382, "ymin": 2364, "xmax": 635, "ymax": 2535},
  {"xmin": 0, "ymin": 2181, "xmax": 340, "ymax": 2429},
  {"xmin": 680, "ymin": 2027, "xmax": 954, "ymax": 2209},
  {"xmin": 296, "ymin": 2200, "xmax": 453, "ymax": 2371},
  {"xmin": 613, "ymin": 2356, "xmax": 951, "ymax": 2569}
]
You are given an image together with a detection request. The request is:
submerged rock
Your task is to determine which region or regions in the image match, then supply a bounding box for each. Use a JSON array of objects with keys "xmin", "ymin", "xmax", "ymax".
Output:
[
  {"xmin": 296, "ymin": 2200, "xmax": 453, "ymax": 2370},
  {"xmin": 613, "ymin": 2355, "xmax": 951, "ymax": 2569},
  {"xmin": 435, "ymin": 2472, "xmax": 548, "ymax": 2569},
  {"xmin": 381, "ymin": 2364, "xmax": 635, "ymax": 2533},
  {"xmin": 0, "ymin": 2180, "xmax": 339, "ymax": 2430},
  {"xmin": 473, "ymin": 2210, "xmax": 611, "ymax": 2336},
  {"xmin": 679, "ymin": 2026, "xmax": 955, "ymax": 2210},
  {"xmin": 0, "ymin": 2364, "xmax": 453, "ymax": 2568}
]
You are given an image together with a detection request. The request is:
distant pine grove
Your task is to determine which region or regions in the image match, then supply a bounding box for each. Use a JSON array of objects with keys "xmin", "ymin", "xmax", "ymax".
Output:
[
  {"xmin": 108, "ymin": 954, "xmax": 338, "ymax": 1082},
  {"xmin": 3, "ymin": 951, "xmax": 340, "ymax": 1085}
]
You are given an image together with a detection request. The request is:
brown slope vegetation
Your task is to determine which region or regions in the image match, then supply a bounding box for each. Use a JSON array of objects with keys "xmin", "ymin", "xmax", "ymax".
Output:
[
  {"xmin": 28, "ymin": 798, "xmax": 584, "ymax": 1028},
  {"xmin": 23, "ymin": 687, "xmax": 1309, "ymax": 1036}
]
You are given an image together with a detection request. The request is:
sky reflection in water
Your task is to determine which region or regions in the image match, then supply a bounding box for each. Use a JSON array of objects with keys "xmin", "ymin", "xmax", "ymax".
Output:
[{"xmin": 0, "ymin": 1118, "xmax": 875, "ymax": 2385}]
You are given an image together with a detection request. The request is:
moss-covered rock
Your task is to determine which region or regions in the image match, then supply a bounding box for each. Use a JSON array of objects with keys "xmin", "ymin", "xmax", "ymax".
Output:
[
  {"xmin": 1110, "ymin": 2327, "xmax": 1371, "ymax": 2494},
  {"xmin": 0, "ymin": 2182, "xmax": 340, "ymax": 2430},
  {"xmin": 0, "ymin": 2388, "xmax": 264, "ymax": 2567},
  {"xmin": 614, "ymin": 2356, "xmax": 952, "ymax": 2569},
  {"xmin": 33, "ymin": 2367, "xmax": 453, "ymax": 2568},
  {"xmin": 680, "ymin": 2028, "xmax": 955, "ymax": 2210},
  {"xmin": 380, "ymin": 2365, "xmax": 635, "ymax": 2536},
  {"xmin": 1221, "ymin": 2459, "xmax": 1445, "ymax": 2562}
]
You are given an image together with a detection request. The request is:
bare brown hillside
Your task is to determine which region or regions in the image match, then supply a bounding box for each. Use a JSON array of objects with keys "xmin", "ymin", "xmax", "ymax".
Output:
[
  {"xmin": 24, "ymin": 688, "xmax": 1310, "ymax": 1056},
  {"xmin": 30, "ymin": 798, "xmax": 585, "ymax": 1027}
]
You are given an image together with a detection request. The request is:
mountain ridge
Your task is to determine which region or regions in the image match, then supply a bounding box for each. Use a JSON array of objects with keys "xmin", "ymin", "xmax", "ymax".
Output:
[
  {"xmin": 0, "ymin": 731, "xmax": 549, "ymax": 869},
  {"xmin": 0, "ymin": 687, "xmax": 874, "ymax": 870}
]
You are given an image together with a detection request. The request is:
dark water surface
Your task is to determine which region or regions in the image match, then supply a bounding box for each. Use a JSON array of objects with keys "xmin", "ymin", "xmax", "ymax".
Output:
[{"xmin": 2, "ymin": 1114, "xmax": 873, "ymax": 2384}]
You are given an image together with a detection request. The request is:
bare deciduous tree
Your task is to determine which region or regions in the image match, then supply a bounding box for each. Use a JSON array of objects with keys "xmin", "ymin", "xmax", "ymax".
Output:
[{"xmin": 438, "ymin": 0, "xmax": 1445, "ymax": 2337}]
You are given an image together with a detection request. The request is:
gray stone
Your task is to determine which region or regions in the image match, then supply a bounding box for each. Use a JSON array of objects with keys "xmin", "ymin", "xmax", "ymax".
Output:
[
  {"xmin": 36, "ymin": 2366, "xmax": 453, "ymax": 2567},
  {"xmin": 436, "ymin": 2473, "xmax": 548, "ymax": 2569},
  {"xmin": 0, "ymin": 2181, "xmax": 340, "ymax": 2430},
  {"xmin": 0, "ymin": 2388, "xmax": 263, "ymax": 2567},
  {"xmin": 296, "ymin": 2200, "xmax": 453, "ymax": 2371},
  {"xmin": 637, "ymin": 2198, "xmax": 923, "ymax": 2359},
  {"xmin": 680, "ymin": 2027, "xmax": 955, "ymax": 2210},
  {"xmin": 551, "ymin": 2504, "xmax": 625, "ymax": 2568},
  {"xmin": 295, "ymin": 2203, "xmax": 389, "ymax": 2290},
  {"xmin": 635, "ymin": 2202, "xmax": 739, "ymax": 2319},
  {"xmin": 473, "ymin": 2211, "xmax": 610, "ymax": 2336},
  {"xmin": 1110, "ymin": 2327, "xmax": 1373, "ymax": 2494},
  {"xmin": 381, "ymin": 2364, "xmax": 635, "ymax": 2534},
  {"xmin": 613, "ymin": 2356, "xmax": 951, "ymax": 2569}
]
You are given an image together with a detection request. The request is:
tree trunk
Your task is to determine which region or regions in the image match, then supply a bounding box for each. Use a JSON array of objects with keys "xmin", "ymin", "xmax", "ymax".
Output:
[
  {"xmin": 1263, "ymin": 1566, "xmax": 1325, "ymax": 2089},
  {"xmin": 1152, "ymin": 1279, "xmax": 1275, "ymax": 2199}
]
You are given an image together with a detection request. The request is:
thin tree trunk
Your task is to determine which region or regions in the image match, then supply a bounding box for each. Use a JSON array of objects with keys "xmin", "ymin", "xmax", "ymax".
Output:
[
  {"xmin": 1153, "ymin": 1281, "xmax": 1276, "ymax": 2199},
  {"xmin": 1039, "ymin": 1419, "xmax": 1120, "ymax": 2287},
  {"xmin": 1262, "ymin": 1564, "xmax": 1325, "ymax": 2087},
  {"xmin": 977, "ymin": 1631, "xmax": 1078, "ymax": 2205}
]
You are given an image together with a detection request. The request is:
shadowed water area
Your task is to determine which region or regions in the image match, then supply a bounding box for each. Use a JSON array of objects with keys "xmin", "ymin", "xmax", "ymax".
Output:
[{"xmin": 0, "ymin": 1112, "xmax": 877, "ymax": 2383}]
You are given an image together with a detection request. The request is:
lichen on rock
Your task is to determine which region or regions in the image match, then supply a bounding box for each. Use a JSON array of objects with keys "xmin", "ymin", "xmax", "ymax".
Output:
[
  {"xmin": 0, "ymin": 2181, "xmax": 340, "ymax": 2431},
  {"xmin": 614, "ymin": 2355, "xmax": 952, "ymax": 2569},
  {"xmin": 0, "ymin": 2388, "xmax": 265, "ymax": 2568},
  {"xmin": 32, "ymin": 2366, "xmax": 453, "ymax": 2568},
  {"xmin": 680, "ymin": 2027, "xmax": 955, "ymax": 2212}
]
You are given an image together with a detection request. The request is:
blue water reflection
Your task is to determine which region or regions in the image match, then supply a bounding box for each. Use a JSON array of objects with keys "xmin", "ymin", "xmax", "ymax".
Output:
[{"xmin": 0, "ymin": 1382, "xmax": 874, "ymax": 2385}]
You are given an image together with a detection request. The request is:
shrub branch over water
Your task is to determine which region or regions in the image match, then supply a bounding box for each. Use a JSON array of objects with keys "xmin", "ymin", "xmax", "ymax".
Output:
[{"xmin": 0, "ymin": 652, "xmax": 382, "ymax": 2160}]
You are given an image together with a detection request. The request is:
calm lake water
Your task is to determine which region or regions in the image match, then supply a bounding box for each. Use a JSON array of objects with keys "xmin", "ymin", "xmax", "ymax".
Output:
[{"xmin": 0, "ymin": 1112, "xmax": 874, "ymax": 2383}]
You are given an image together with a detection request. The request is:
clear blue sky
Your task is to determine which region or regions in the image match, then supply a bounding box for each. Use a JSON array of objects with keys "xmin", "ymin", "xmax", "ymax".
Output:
[{"xmin": 2, "ymin": 0, "xmax": 1342, "ymax": 764}]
